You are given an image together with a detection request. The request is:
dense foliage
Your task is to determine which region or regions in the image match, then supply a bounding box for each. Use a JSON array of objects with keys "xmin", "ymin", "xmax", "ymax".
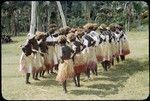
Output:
[{"xmin": 1, "ymin": 1, "xmax": 149, "ymax": 36}]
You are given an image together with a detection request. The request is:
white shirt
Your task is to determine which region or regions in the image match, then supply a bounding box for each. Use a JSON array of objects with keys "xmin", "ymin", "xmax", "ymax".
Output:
[
  {"xmin": 100, "ymin": 34, "xmax": 105, "ymax": 40},
  {"xmin": 70, "ymin": 42, "xmax": 77, "ymax": 52},
  {"xmin": 46, "ymin": 35, "xmax": 53, "ymax": 42},
  {"xmin": 83, "ymin": 38, "xmax": 89, "ymax": 47},
  {"xmin": 114, "ymin": 32, "xmax": 120, "ymax": 42},
  {"xmin": 105, "ymin": 35, "xmax": 109, "ymax": 42},
  {"xmin": 57, "ymin": 45, "xmax": 62, "ymax": 59},
  {"xmin": 46, "ymin": 35, "xmax": 58, "ymax": 42},
  {"xmin": 90, "ymin": 31, "xmax": 100, "ymax": 46}
]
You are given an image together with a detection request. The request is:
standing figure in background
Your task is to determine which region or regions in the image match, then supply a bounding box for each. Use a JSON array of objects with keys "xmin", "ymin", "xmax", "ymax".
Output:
[
  {"xmin": 29, "ymin": 34, "xmax": 43, "ymax": 81},
  {"xmin": 108, "ymin": 23, "xmax": 120, "ymax": 65},
  {"xmin": 56, "ymin": 35, "xmax": 75, "ymax": 93},
  {"xmin": 19, "ymin": 38, "xmax": 33, "ymax": 84},
  {"xmin": 98, "ymin": 24, "xmax": 112, "ymax": 71},
  {"xmin": 67, "ymin": 32, "xmax": 86, "ymax": 87},
  {"xmin": 116, "ymin": 24, "xmax": 130, "ymax": 61},
  {"xmin": 35, "ymin": 31, "xmax": 49, "ymax": 78},
  {"xmin": 83, "ymin": 23, "xmax": 97, "ymax": 79},
  {"xmin": 46, "ymin": 24, "xmax": 59, "ymax": 74}
]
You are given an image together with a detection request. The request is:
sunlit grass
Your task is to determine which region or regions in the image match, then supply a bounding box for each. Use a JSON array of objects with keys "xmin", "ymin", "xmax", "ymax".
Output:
[{"xmin": 1, "ymin": 30, "xmax": 149, "ymax": 100}]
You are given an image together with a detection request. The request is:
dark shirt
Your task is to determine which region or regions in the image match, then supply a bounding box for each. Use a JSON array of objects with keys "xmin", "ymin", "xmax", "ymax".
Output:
[
  {"xmin": 72, "ymin": 40, "xmax": 83, "ymax": 53},
  {"xmin": 29, "ymin": 38, "xmax": 39, "ymax": 50},
  {"xmin": 22, "ymin": 42, "xmax": 32, "ymax": 56},
  {"xmin": 84, "ymin": 34, "xmax": 95, "ymax": 47},
  {"xmin": 101, "ymin": 30, "xmax": 112, "ymax": 43},
  {"xmin": 119, "ymin": 31, "xmax": 125, "ymax": 40},
  {"xmin": 99, "ymin": 35, "xmax": 103, "ymax": 44},
  {"xmin": 38, "ymin": 41, "xmax": 48, "ymax": 53},
  {"xmin": 61, "ymin": 44, "xmax": 74, "ymax": 60}
]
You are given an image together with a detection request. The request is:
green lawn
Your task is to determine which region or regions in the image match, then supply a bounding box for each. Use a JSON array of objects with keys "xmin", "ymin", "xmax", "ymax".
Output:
[{"xmin": 2, "ymin": 30, "xmax": 149, "ymax": 100}]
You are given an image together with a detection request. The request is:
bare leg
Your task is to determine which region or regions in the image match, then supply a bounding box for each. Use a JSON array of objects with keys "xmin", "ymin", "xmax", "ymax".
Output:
[
  {"xmin": 116, "ymin": 56, "xmax": 120, "ymax": 63},
  {"xmin": 91, "ymin": 69, "xmax": 95, "ymax": 75},
  {"xmin": 54, "ymin": 64, "xmax": 58, "ymax": 71},
  {"xmin": 35, "ymin": 70, "xmax": 40, "ymax": 80},
  {"xmin": 120, "ymin": 55, "xmax": 125, "ymax": 61},
  {"xmin": 39, "ymin": 70, "xmax": 42, "ymax": 77},
  {"xmin": 77, "ymin": 75, "xmax": 80, "ymax": 87},
  {"xmin": 95, "ymin": 66, "xmax": 98, "ymax": 76},
  {"xmin": 102, "ymin": 61, "xmax": 107, "ymax": 71},
  {"xmin": 112, "ymin": 58, "xmax": 114, "ymax": 66},
  {"xmin": 47, "ymin": 68, "xmax": 50, "ymax": 74},
  {"xmin": 73, "ymin": 76, "xmax": 78, "ymax": 86},
  {"xmin": 107, "ymin": 61, "xmax": 111, "ymax": 69},
  {"xmin": 26, "ymin": 73, "xmax": 31, "ymax": 84},
  {"xmin": 62, "ymin": 80, "xmax": 67, "ymax": 93},
  {"xmin": 87, "ymin": 68, "xmax": 90, "ymax": 78},
  {"xmin": 41, "ymin": 70, "xmax": 46, "ymax": 78}
]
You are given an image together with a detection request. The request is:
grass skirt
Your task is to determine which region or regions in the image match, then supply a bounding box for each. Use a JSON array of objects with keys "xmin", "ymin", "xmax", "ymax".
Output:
[
  {"xmin": 56, "ymin": 59, "xmax": 75, "ymax": 83},
  {"xmin": 101, "ymin": 42, "xmax": 113, "ymax": 61},
  {"xmin": 74, "ymin": 53, "xmax": 87, "ymax": 75},
  {"xmin": 32, "ymin": 52, "xmax": 44, "ymax": 73},
  {"xmin": 112, "ymin": 41, "xmax": 120, "ymax": 57},
  {"xmin": 96, "ymin": 44, "xmax": 104, "ymax": 62},
  {"xmin": 19, "ymin": 53, "xmax": 33, "ymax": 74},
  {"xmin": 86, "ymin": 47, "xmax": 97, "ymax": 70},
  {"xmin": 43, "ymin": 53, "xmax": 53, "ymax": 70},
  {"xmin": 119, "ymin": 39, "xmax": 130, "ymax": 55},
  {"xmin": 47, "ymin": 46, "xmax": 59, "ymax": 70}
]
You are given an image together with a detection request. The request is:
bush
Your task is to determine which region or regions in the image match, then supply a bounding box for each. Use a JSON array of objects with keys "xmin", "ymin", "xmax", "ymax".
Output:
[
  {"xmin": 141, "ymin": 17, "xmax": 149, "ymax": 25},
  {"xmin": 67, "ymin": 17, "xmax": 87, "ymax": 27}
]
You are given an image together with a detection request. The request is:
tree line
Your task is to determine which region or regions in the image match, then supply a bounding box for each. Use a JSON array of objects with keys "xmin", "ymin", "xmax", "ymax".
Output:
[{"xmin": 1, "ymin": 1, "xmax": 149, "ymax": 36}]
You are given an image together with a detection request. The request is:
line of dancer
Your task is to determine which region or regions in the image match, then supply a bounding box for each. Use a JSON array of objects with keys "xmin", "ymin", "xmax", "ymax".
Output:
[{"xmin": 19, "ymin": 23, "xmax": 130, "ymax": 93}]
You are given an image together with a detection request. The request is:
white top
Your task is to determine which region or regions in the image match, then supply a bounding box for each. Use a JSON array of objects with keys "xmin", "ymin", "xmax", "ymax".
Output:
[
  {"xmin": 89, "ymin": 31, "xmax": 100, "ymax": 46},
  {"xmin": 114, "ymin": 32, "xmax": 120, "ymax": 42},
  {"xmin": 100, "ymin": 34, "xmax": 105, "ymax": 40},
  {"xmin": 105, "ymin": 35, "xmax": 109, "ymax": 42},
  {"xmin": 70, "ymin": 42, "xmax": 77, "ymax": 52},
  {"xmin": 83, "ymin": 38, "xmax": 89, "ymax": 47},
  {"xmin": 53, "ymin": 37, "xmax": 58, "ymax": 42},
  {"xmin": 57, "ymin": 45, "xmax": 62, "ymax": 59},
  {"xmin": 46, "ymin": 35, "xmax": 53, "ymax": 42},
  {"xmin": 46, "ymin": 35, "xmax": 58, "ymax": 42},
  {"xmin": 120, "ymin": 30, "xmax": 127, "ymax": 40}
]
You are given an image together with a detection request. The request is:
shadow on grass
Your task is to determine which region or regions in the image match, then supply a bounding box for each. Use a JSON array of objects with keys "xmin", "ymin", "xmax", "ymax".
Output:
[
  {"xmin": 31, "ymin": 74, "xmax": 59, "ymax": 86},
  {"xmin": 2, "ymin": 40, "xmax": 19, "ymax": 45},
  {"xmin": 102, "ymin": 58, "xmax": 148, "ymax": 77},
  {"xmin": 70, "ymin": 58, "xmax": 149, "ymax": 96},
  {"xmin": 32, "ymin": 79, "xmax": 59, "ymax": 87},
  {"xmin": 31, "ymin": 73, "xmax": 73, "ymax": 87},
  {"xmin": 70, "ymin": 88, "xmax": 119, "ymax": 97}
]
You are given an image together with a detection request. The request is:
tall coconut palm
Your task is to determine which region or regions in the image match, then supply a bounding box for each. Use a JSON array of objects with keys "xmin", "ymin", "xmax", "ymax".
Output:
[
  {"xmin": 29, "ymin": 1, "xmax": 37, "ymax": 35},
  {"xmin": 56, "ymin": 1, "xmax": 67, "ymax": 27}
]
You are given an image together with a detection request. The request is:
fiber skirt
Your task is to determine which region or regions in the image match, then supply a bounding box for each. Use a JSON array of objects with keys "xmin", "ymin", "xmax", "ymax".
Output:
[
  {"xmin": 86, "ymin": 47, "xmax": 97, "ymax": 70},
  {"xmin": 32, "ymin": 52, "xmax": 44, "ymax": 73},
  {"xmin": 47, "ymin": 46, "xmax": 55, "ymax": 64},
  {"xmin": 113, "ymin": 42, "xmax": 120, "ymax": 57},
  {"xmin": 120, "ymin": 40, "xmax": 130, "ymax": 55},
  {"xmin": 74, "ymin": 53, "xmax": 87, "ymax": 75},
  {"xmin": 56, "ymin": 59, "xmax": 75, "ymax": 83},
  {"xmin": 43, "ymin": 53, "xmax": 53, "ymax": 70},
  {"xmin": 96, "ymin": 44, "xmax": 104, "ymax": 62},
  {"xmin": 32, "ymin": 52, "xmax": 43, "ymax": 69},
  {"xmin": 81, "ymin": 49, "xmax": 88, "ymax": 64},
  {"xmin": 19, "ymin": 53, "xmax": 33, "ymax": 74},
  {"xmin": 101, "ymin": 42, "xmax": 113, "ymax": 61}
]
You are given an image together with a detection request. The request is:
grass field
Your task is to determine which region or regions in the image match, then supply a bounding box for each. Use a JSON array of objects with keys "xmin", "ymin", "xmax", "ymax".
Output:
[{"xmin": 2, "ymin": 30, "xmax": 149, "ymax": 100}]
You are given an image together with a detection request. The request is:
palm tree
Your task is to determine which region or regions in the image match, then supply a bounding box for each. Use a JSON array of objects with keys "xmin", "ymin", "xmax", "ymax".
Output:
[
  {"xmin": 56, "ymin": 1, "xmax": 67, "ymax": 27},
  {"xmin": 29, "ymin": 1, "xmax": 37, "ymax": 35}
]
